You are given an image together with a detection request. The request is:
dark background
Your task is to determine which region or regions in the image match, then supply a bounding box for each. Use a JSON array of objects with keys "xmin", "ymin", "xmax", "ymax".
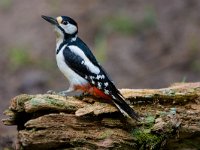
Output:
[{"xmin": 0, "ymin": 0, "xmax": 200, "ymax": 145}]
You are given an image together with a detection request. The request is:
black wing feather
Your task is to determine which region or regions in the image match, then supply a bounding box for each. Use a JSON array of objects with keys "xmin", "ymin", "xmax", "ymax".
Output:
[
  {"xmin": 62, "ymin": 42, "xmax": 139, "ymax": 120},
  {"xmin": 62, "ymin": 45, "xmax": 116, "ymax": 92},
  {"xmin": 62, "ymin": 46, "xmax": 94, "ymax": 76}
]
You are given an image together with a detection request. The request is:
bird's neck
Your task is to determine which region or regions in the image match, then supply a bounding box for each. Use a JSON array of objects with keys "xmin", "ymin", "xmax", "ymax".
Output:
[
  {"xmin": 56, "ymin": 33, "xmax": 77, "ymax": 54},
  {"xmin": 56, "ymin": 32, "xmax": 77, "ymax": 42}
]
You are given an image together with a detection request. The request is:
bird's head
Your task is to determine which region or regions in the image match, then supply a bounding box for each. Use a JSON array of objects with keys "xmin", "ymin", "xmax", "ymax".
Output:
[{"xmin": 42, "ymin": 15, "xmax": 78, "ymax": 40}]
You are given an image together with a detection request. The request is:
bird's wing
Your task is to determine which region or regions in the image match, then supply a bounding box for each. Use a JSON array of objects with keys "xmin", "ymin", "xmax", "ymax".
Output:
[
  {"xmin": 62, "ymin": 44, "xmax": 119, "ymax": 96},
  {"xmin": 74, "ymin": 37, "xmax": 100, "ymax": 65},
  {"xmin": 62, "ymin": 45, "xmax": 139, "ymax": 120}
]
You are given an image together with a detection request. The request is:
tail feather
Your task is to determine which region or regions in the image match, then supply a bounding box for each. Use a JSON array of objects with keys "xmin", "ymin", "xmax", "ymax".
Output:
[{"xmin": 112, "ymin": 94, "xmax": 140, "ymax": 121}]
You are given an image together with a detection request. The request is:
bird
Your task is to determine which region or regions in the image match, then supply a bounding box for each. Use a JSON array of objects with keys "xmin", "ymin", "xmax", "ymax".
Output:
[{"xmin": 41, "ymin": 15, "xmax": 139, "ymax": 121}]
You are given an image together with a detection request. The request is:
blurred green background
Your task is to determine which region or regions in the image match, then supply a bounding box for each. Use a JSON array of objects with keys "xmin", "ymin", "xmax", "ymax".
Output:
[{"xmin": 0, "ymin": 0, "xmax": 200, "ymax": 148}]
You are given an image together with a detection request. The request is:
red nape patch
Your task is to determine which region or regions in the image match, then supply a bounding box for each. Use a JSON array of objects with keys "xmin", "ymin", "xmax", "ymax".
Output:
[{"xmin": 74, "ymin": 84, "xmax": 111, "ymax": 100}]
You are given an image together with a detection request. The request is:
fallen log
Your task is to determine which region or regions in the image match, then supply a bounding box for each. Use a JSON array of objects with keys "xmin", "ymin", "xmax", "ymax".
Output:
[{"xmin": 2, "ymin": 82, "xmax": 200, "ymax": 150}]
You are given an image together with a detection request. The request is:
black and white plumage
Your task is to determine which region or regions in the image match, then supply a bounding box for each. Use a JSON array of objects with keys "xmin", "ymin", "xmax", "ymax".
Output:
[{"xmin": 42, "ymin": 15, "xmax": 139, "ymax": 120}]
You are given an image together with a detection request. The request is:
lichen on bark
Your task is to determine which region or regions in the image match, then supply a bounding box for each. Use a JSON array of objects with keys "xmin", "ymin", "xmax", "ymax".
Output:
[{"xmin": 2, "ymin": 82, "xmax": 200, "ymax": 150}]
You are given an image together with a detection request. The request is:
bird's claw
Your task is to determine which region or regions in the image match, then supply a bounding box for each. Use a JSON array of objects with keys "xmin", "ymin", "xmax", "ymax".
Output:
[
  {"xmin": 58, "ymin": 91, "xmax": 69, "ymax": 97},
  {"xmin": 46, "ymin": 90, "xmax": 69, "ymax": 97},
  {"xmin": 74, "ymin": 92, "xmax": 89, "ymax": 99},
  {"xmin": 46, "ymin": 90, "xmax": 57, "ymax": 95}
]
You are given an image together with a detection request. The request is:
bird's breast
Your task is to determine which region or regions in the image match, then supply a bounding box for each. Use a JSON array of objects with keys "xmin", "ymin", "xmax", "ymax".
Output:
[{"xmin": 56, "ymin": 48, "xmax": 88, "ymax": 86}]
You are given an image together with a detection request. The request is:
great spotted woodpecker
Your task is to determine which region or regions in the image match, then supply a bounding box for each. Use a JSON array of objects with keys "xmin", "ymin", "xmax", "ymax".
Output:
[{"xmin": 42, "ymin": 15, "xmax": 139, "ymax": 120}]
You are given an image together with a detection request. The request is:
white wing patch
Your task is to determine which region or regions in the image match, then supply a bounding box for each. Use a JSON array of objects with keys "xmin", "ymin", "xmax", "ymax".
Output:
[
  {"xmin": 104, "ymin": 82, "xmax": 108, "ymax": 87},
  {"xmin": 89, "ymin": 76, "xmax": 94, "ymax": 79},
  {"xmin": 91, "ymin": 80, "xmax": 95, "ymax": 84},
  {"xmin": 68, "ymin": 45, "xmax": 100, "ymax": 74},
  {"xmin": 112, "ymin": 95, "xmax": 116, "ymax": 99},
  {"xmin": 96, "ymin": 74, "xmax": 105, "ymax": 80},
  {"xmin": 97, "ymin": 82, "xmax": 102, "ymax": 89},
  {"xmin": 104, "ymin": 89, "xmax": 109, "ymax": 95}
]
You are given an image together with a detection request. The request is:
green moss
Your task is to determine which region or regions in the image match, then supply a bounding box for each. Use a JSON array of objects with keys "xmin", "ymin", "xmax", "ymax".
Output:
[
  {"xmin": 162, "ymin": 89, "xmax": 176, "ymax": 96},
  {"xmin": 16, "ymin": 94, "xmax": 33, "ymax": 112},
  {"xmin": 102, "ymin": 118, "xmax": 121, "ymax": 125},
  {"xmin": 97, "ymin": 130, "xmax": 113, "ymax": 140},
  {"xmin": 30, "ymin": 97, "xmax": 76, "ymax": 111},
  {"xmin": 144, "ymin": 116, "xmax": 156, "ymax": 127},
  {"xmin": 45, "ymin": 97, "xmax": 65, "ymax": 107},
  {"xmin": 132, "ymin": 128, "xmax": 165, "ymax": 150},
  {"xmin": 30, "ymin": 97, "xmax": 64, "ymax": 107}
]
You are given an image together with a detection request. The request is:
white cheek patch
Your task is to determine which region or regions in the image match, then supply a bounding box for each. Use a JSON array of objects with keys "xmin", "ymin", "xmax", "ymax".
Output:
[{"xmin": 61, "ymin": 23, "xmax": 77, "ymax": 34}]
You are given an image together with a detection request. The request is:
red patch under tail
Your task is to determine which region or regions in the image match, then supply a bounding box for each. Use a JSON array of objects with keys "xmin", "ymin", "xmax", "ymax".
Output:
[{"xmin": 74, "ymin": 84, "xmax": 111, "ymax": 100}]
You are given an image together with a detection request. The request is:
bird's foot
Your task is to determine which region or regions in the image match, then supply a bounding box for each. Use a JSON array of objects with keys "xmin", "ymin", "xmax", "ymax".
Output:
[
  {"xmin": 46, "ymin": 90, "xmax": 70, "ymax": 97},
  {"xmin": 74, "ymin": 93, "xmax": 96, "ymax": 104},
  {"xmin": 57, "ymin": 90, "xmax": 70, "ymax": 97},
  {"xmin": 46, "ymin": 90, "xmax": 57, "ymax": 95},
  {"xmin": 74, "ymin": 92, "xmax": 90, "ymax": 99}
]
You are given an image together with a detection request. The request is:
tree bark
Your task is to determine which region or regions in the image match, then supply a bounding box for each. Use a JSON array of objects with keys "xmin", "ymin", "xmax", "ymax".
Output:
[{"xmin": 2, "ymin": 82, "xmax": 200, "ymax": 150}]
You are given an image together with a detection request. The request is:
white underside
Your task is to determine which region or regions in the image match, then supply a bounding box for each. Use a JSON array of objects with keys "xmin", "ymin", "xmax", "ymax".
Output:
[{"xmin": 56, "ymin": 45, "xmax": 88, "ymax": 91}]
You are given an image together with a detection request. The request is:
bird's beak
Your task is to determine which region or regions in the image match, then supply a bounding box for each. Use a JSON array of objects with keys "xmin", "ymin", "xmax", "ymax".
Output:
[{"xmin": 41, "ymin": 15, "xmax": 58, "ymax": 25}]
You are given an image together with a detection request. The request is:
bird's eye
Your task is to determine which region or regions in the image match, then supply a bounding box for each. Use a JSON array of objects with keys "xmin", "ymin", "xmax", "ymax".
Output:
[{"xmin": 62, "ymin": 21, "xmax": 68, "ymax": 25}]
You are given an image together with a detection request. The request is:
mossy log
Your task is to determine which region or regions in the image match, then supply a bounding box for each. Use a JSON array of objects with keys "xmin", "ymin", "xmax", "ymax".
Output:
[{"xmin": 2, "ymin": 82, "xmax": 200, "ymax": 150}]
